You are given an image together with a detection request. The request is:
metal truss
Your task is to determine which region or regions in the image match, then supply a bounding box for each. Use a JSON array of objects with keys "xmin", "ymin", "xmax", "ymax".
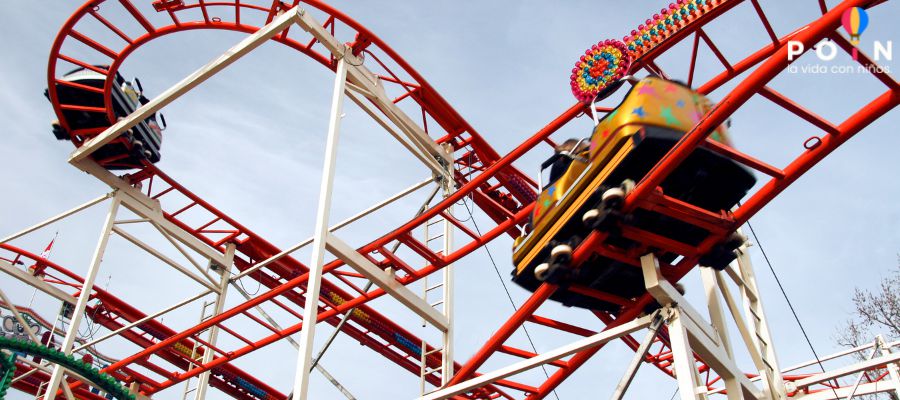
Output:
[
  {"xmin": 441, "ymin": 245, "xmax": 785, "ymax": 400},
  {"xmin": 23, "ymin": 2, "xmax": 526, "ymax": 398},
  {"xmin": 2, "ymin": 0, "xmax": 896, "ymax": 399},
  {"xmin": 783, "ymin": 336, "xmax": 900, "ymax": 399},
  {"xmin": 444, "ymin": 0, "xmax": 897, "ymax": 397}
]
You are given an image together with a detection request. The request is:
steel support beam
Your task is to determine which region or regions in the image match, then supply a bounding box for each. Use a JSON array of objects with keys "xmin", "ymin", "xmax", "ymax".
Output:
[
  {"xmin": 325, "ymin": 233, "xmax": 449, "ymax": 331},
  {"xmin": 230, "ymin": 176, "xmax": 432, "ymax": 282},
  {"xmin": 290, "ymin": 56, "xmax": 348, "ymax": 400},
  {"xmin": 43, "ymin": 194, "xmax": 121, "ymax": 400},
  {"xmin": 191, "ymin": 243, "xmax": 235, "ymax": 400},
  {"xmin": 0, "ymin": 259, "xmax": 72, "ymax": 303},
  {"xmin": 419, "ymin": 313, "xmax": 656, "ymax": 400},
  {"xmin": 230, "ymin": 283, "xmax": 358, "ymax": 400},
  {"xmin": 0, "ymin": 193, "xmax": 110, "ymax": 245},
  {"xmin": 610, "ymin": 313, "xmax": 664, "ymax": 400},
  {"xmin": 701, "ymin": 267, "xmax": 733, "ymax": 359},
  {"xmin": 734, "ymin": 245, "xmax": 786, "ymax": 399},
  {"xmin": 112, "ymin": 225, "xmax": 220, "ymax": 293},
  {"xmin": 791, "ymin": 352, "xmax": 900, "ymax": 391},
  {"xmin": 291, "ymin": 8, "xmax": 453, "ymax": 176},
  {"xmin": 68, "ymin": 8, "xmax": 301, "ymax": 163},
  {"xmin": 667, "ymin": 307, "xmax": 711, "ymax": 400},
  {"xmin": 73, "ymin": 160, "xmax": 230, "ymax": 268},
  {"xmin": 439, "ymin": 170, "xmax": 455, "ymax": 385},
  {"xmin": 641, "ymin": 254, "xmax": 765, "ymax": 400}
]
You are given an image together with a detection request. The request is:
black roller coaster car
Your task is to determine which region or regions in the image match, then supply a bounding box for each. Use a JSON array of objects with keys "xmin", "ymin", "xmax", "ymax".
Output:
[{"xmin": 47, "ymin": 66, "xmax": 164, "ymax": 170}]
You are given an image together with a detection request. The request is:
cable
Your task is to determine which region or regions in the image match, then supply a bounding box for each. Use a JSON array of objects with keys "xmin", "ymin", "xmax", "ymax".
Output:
[
  {"xmin": 78, "ymin": 309, "xmax": 101, "ymax": 341},
  {"xmin": 77, "ymin": 297, "xmax": 105, "ymax": 341},
  {"xmin": 461, "ymin": 199, "xmax": 562, "ymax": 400},
  {"xmin": 235, "ymin": 269, "xmax": 262, "ymax": 296},
  {"xmin": 745, "ymin": 220, "xmax": 840, "ymax": 399},
  {"xmin": 668, "ymin": 387, "xmax": 679, "ymax": 400},
  {"xmin": 452, "ymin": 197, "xmax": 474, "ymax": 222},
  {"xmin": 449, "ymin": 148, "xmax": 476, "ymax": 224}
]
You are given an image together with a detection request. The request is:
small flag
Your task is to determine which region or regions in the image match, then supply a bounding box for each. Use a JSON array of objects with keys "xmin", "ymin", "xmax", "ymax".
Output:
[{"xmin": 40, "ymin": 232, "xmax": 58, "ymax": 260}]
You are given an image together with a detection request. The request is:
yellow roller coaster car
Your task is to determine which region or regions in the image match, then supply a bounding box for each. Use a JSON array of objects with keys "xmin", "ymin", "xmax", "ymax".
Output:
[{"xmin": 512, "ymin": 77, "xmax": 756, "ymax": 311}]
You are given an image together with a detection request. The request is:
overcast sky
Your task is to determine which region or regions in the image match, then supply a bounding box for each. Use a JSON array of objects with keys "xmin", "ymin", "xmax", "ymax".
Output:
[{"xmin": 0, "ymin": 1, "xmax": 898, "ymax": 399}]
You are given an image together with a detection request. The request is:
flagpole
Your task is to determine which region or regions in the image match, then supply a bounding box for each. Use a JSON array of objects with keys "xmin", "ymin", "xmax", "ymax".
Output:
[{"xmin": 28, "ymin": 232, "xmax": 59, "ymax": 310}]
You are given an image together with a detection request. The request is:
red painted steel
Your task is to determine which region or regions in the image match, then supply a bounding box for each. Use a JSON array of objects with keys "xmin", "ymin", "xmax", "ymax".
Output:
[
  {"xmin": 0, "ymin": 244, "xmax": 281, "ymax": 400},
  {"xmin": 447, "ymin": 0, "xmax": 897, "ymax": 398},
  {"xmin": 26, "ymin": 0, "xmax": 899, "ymax": 398}
]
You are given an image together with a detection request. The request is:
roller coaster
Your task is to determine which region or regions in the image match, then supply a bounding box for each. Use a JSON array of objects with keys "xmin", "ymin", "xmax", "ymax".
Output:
[{"xmin": 0, "ymin": 0, "xmax": 898, "ymax": 399}]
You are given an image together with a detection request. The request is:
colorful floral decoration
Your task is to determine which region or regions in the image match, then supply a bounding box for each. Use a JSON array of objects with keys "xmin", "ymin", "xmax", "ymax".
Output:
[
  {"xmin": 571, "ymin": 0, "xmax": 725, "ymax": 103},
  {"xmin": 623, "ymin": 0, "xmax": 723, "ymax": 59},
  {"xmin": 570, "ymin": 40, "xmax": 631, "ymax": 103}
]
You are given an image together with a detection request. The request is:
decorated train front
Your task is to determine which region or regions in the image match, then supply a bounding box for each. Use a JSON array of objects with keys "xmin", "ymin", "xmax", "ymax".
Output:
[{"xmin": 512, "ymin": 76, "xmax": 755, "ymax": 311}]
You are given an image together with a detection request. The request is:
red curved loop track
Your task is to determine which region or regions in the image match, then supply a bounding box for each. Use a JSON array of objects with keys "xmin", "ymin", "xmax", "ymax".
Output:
[{"xmin": 26, "ymin": 0, "xmax": 899, "ymax": 399}]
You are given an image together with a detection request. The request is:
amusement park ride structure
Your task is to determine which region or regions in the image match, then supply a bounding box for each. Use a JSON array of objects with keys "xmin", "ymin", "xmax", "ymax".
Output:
[{"xmin": 0, "ymin": 0, "xmax": 898, "ymax": 399}]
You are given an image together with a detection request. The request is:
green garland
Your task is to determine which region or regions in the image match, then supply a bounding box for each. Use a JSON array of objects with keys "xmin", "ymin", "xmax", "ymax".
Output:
[
  {"xmin": 0, "ymin": 351, "xmax": 16, "ymax": 399},
  {"xmin": 0, "ymin": 336, "xmax": 135, "ymax": 400}
]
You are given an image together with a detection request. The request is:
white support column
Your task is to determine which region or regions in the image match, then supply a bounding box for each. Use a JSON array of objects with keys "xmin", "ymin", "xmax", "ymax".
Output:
[
  {"xmin": 291, "ymin": 57, "xmax": 349, "ymax": 400},
  {"xmin": 59, "ymin": 380, "xmax": 77, "ymax": 400},
  {"xmin": 192, "ymin": 243, "xmax": 235, "ymax": 400},
  {"xmin": 291, "ymin": 7, "xmax": 453, "ymax": 179},
  {"xmin": 42, "ymin": 193, "xmax": 121, "ymax": 400},
  {"xmin": 735, "ymin": 245, "xmax": 786, "ymax": 399},
  {"xmin": 701, "ymin": 267, "xmax": 733, "ymax": 358},
  {"xmin": 641, "ymin": 253, "xmax": 763, "ymax": 400},
  {"xmin": 667, "ymin": 308, "xmax": 709, "ymax": 400},
  {"xmin": 715, "ymin": 271, "xmax": 768, "ymax": 376},
  {"xmin": 440, "ymin": 145, "xmax": 455, "ymax": 385}
]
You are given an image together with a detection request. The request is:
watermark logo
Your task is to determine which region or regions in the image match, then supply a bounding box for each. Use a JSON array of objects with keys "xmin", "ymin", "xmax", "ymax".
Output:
[
  {"xmin": 841, "ymin": 6, "xmax": 869, "ymax": 46},
  {"xmin": 786, "ymin": 6, "xmax": 891, "ymax": 74}
]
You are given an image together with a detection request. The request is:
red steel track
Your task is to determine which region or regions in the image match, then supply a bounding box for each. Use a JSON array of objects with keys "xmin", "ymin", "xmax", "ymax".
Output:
[{"xmin": 17, "ymin": 0, "xmax": 897, "ymax": 398}]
